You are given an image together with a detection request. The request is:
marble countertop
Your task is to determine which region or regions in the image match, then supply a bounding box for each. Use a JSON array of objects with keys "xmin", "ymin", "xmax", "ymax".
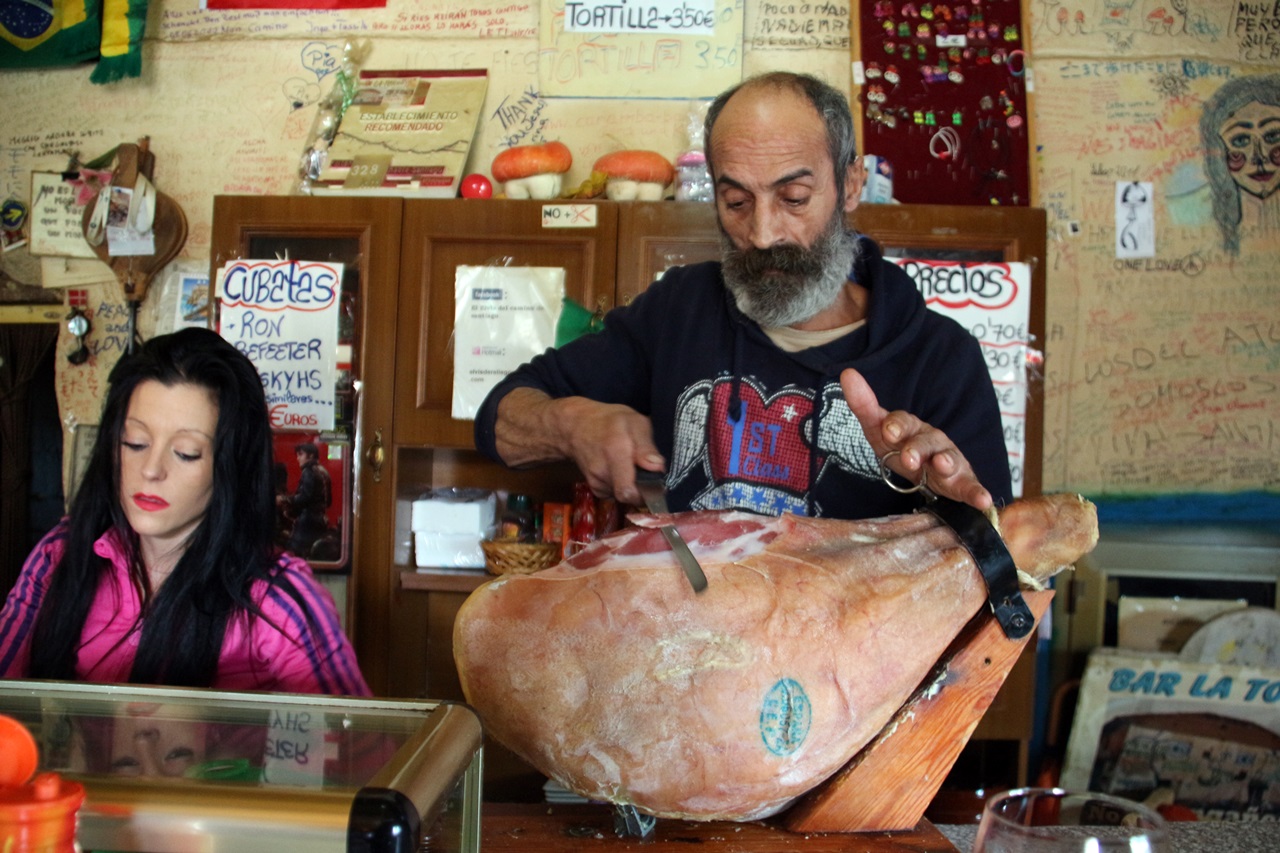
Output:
[{"xmin": 939, "ymin": 821, "xmax": 1280, "ymax": 852}]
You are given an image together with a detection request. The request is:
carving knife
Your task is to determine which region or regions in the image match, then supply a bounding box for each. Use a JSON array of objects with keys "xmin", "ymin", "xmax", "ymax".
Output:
[{"xmin": 635, "ymin": 470, "xmax": 708, "ymax": 594}]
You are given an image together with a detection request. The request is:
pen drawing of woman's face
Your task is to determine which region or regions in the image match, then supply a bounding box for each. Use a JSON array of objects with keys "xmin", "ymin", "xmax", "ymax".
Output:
[{"xmin": 1218, "ymin": 100, "xmax": 1280, "ymax": 201}]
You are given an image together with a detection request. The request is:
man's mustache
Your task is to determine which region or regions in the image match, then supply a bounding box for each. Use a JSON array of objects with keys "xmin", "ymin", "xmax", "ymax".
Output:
[{"xmin": 727, "ymin": 243, "xmax": 825, "ymax": 277}]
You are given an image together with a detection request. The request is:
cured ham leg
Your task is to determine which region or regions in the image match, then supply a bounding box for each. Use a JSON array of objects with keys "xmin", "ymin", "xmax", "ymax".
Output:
[{"xmin": 453, "ymin": 494, "xmax": 1097, "ymax": 822}]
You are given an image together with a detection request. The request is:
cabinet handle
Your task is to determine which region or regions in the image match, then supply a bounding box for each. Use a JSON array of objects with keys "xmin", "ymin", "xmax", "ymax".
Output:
[{"xmin": 367, "ymin": 427, "xmax": 386, "ymax": 483}]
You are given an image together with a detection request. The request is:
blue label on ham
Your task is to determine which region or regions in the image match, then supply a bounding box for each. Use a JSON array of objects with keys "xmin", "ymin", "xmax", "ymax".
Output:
[{"xmin": 760, "ymin": 678, "xmax": 811, "ymax": 756}]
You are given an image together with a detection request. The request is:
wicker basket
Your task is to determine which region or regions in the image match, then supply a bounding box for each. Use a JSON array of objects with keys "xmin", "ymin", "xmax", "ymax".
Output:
[{"xmin": 481, "ymin": 540, "xmax": 561, "ymax": 576}]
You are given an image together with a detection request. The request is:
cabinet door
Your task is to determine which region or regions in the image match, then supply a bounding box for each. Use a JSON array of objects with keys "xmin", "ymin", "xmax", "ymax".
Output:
[
  {"xmin": 616, "ymin": 201, "xmax": 721, "ymax": 306},
  {"xmin": 395, "ymin": 199, "xmax": 620, "ymax": 447},
  {"xmin": 210, "ymin": 195, "xmax": 403, "ymax": 695}
]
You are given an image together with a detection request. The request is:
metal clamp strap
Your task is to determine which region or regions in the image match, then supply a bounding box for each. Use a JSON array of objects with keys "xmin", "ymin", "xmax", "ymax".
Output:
[{"xmin": 923, "ymin": 496, "xmax": 1035, "ymax": 640}]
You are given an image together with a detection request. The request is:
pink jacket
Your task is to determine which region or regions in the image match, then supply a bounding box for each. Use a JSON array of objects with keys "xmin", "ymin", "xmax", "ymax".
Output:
[{"xmin": 0, "ymin": 524, "xmax": 369, "ymax": 696}]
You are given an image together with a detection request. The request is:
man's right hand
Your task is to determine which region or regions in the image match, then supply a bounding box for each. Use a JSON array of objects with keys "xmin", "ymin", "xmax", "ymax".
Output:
[{"xmin": 493, "ymin": 387, "xmax": 666, "ymax": 506}]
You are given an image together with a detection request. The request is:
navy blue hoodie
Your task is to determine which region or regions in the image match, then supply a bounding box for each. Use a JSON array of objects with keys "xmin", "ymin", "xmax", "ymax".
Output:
[{"xmin": 474, "ymin": 234, "xmax": 1012, "ymax": 519}]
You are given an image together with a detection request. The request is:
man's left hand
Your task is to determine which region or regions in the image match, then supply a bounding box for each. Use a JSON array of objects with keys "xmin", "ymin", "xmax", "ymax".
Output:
[{"xmin": 839, "ymin": 367, "xmax": 993, "ymax": 511}]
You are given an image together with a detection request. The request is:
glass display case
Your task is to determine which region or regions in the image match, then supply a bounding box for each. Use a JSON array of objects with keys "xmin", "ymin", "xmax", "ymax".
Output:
[{"xmin": 0, "ymin": 680, "xmax": 482, "ymax": 853}]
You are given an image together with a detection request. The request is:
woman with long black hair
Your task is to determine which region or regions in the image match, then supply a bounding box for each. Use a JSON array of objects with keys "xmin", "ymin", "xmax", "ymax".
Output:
[{"xmin": 0, "ymin": 328, "xmax": 368, "ymax": 694}]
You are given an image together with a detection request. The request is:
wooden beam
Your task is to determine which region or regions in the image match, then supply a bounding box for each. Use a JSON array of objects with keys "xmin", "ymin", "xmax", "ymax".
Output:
[{"xmin": 0, "ymin": 305, "xmax": 64, "ymax": 323}]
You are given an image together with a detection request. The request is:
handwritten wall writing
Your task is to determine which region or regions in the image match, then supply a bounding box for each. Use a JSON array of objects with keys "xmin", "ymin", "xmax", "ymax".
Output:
[
  {"xmin": 1029, "ymin": 1, "xmax": 1233, "ymax": 59},
  {"xmin": 1033, "ymin": 60, "xmax": 1280, "ymax": 496},
  {"xmin": 492, "ymin": 86, "xmax": 553, "ymax": 148},
  {"xmin": 746, "ymin": 0, "xmax": 849, "ymax": 51},
  {"xmin": 153, "ymin": 2, "xmax": 538, "ymax": 41},
  {"xmin": 1232, "ymin": 1, "xmax": 1280, "ymax": 62}
]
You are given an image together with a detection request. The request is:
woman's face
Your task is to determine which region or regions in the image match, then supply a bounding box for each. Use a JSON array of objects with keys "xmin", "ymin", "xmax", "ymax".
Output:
[
  {"xmin": 1218, "ymin": 100, "xmax": 1280, "ymax": 200},
  {"xmin": 109, "ymin": 703, "xmax": 206, "ymax": 777},
  {"xmin": 118, "ymin": 380, "xmax": 218, "ymax": 558}
]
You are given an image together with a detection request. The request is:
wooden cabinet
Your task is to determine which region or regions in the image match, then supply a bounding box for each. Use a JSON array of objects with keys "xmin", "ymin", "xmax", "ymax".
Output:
[{"xmin": 212, "ymin": 196, "xmax": 1047, "ymax": 794}]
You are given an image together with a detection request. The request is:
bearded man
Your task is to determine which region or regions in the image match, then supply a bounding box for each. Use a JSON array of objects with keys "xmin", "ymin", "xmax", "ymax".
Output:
[{"xmin": 474, "ymin": 72, "xmax": 1011, "ymax": 519}]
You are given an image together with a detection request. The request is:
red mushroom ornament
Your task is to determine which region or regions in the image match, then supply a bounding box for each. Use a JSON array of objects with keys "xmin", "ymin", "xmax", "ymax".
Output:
[
  {"xmin": 592, "ymin": 150, "xmax": 676, "ymax": 201},
  {"xmin": 491, "ymin": 141, "xmax": 573, "ymax": 199}
]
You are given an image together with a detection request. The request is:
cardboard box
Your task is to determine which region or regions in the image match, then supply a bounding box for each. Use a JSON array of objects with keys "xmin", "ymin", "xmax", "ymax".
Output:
[
  {"xmin": 411, "ymin": 489, "xmax": 495, "ymax": 534},
  {"xmin": 542, "ymin": 502, "xmax": 571, "ymax": 559},
  {"xmin": 394, "ymin": 498, "xmax": 413, "ymax": 565},
  {"xmin": 1062, "ymin": 648, "xmax": 1280, "ymax": 820},
  {"xmin": 1117, "ymin": 596, "xmax": 1249, "ymax": 653},
  {"xmin": 414, "ymin": 532, "xmax": 485, "ymax": 569}
]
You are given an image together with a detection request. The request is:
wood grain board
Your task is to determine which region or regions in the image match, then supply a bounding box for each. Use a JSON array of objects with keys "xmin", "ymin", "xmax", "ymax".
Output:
[
  {"xmin": 784, "ymin": 590, "xmax": 1055, "ymax": 833},
  {"xmin": 481, "ymin": 803, "xmax": 960, "ymax": 852}
]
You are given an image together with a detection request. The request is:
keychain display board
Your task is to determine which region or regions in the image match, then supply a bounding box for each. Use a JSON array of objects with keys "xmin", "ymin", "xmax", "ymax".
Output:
[{"xmin": 856, "ymin": 0, "xmax": 1030, "ymax": 206}]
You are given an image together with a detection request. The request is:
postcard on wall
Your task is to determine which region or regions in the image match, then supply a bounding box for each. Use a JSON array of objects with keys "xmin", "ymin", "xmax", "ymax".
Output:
[
  {"xmin": 215, "ymin": 258, "xmax": 342, "ymax": 431},
  {"xmin": 452, "ymin": 265, "xmax": 565, "ymax": 420},
  {"xmin": 314, "ymin": 69, "xmax": 488, "ymax": 198},
  {"xmin": 174, "ymin": 273, "xmax": 211, "ymax": 329}
]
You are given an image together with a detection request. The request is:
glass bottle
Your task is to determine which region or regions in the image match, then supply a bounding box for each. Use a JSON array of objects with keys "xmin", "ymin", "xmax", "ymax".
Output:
[{"xmin": 499, "ymin": 494, "xmax": 536, "ymax": 542}]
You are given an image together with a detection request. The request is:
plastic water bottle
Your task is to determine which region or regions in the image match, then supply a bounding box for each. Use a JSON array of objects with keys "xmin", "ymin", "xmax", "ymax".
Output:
[{"xmin": 676, "ymin": 101, "xmax": 713, "ymax": 203}]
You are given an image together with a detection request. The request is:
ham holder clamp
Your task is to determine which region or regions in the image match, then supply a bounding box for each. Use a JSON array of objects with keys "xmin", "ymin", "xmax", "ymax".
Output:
[{"xmin": 877, "ymin": 449, "xmax": 1036, "ymax": 641}]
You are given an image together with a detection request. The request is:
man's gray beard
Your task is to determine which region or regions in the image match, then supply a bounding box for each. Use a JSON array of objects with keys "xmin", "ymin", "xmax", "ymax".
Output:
[{"xmin": 720, "ymin": 215, "xmax": 858, "ymax": 328}]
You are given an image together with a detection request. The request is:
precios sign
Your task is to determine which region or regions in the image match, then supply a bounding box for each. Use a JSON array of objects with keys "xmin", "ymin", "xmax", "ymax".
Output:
[{"xmin": 895, "ymin": 259, "xmax": 1019, "ymax": 311}]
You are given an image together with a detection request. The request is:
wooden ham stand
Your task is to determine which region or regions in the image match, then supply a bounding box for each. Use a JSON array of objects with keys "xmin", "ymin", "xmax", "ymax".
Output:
[
  {"xmin": 783, "ymin": 588, "xmax": 1056, "ymax": 833},
  {"xmin": 480, "ymin": 591, "xmax": 1053, "ymax": 852}
]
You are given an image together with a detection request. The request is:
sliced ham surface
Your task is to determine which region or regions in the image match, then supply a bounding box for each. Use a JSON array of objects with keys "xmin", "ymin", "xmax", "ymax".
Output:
[{"xmin": 453, "ymin": 493, "xmax": 1097, "ymax": 821}]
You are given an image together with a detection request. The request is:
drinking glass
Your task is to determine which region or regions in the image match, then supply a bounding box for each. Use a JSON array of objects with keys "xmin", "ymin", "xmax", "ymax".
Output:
[{"xmin": 973, "ymin": 787, "xmax": 1172, "ymax": 853}]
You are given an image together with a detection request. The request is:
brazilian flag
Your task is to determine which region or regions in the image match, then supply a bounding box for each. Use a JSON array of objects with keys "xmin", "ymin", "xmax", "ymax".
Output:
[
  {"xmin": 0, "ymin": 0, "xmax": 101, "ymax": 67},
  {"xmin": 91, "ymin": 0, "xmax": 147, "ymax": 82},
  {"xmin": 0, "ymin": 0, "xmax": 148, "ymax": 83}
]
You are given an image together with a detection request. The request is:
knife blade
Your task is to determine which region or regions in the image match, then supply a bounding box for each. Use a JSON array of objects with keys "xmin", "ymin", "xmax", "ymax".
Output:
[{"xmin": 635, "ymin": 471, "xmax": 708, "ymax": 594}]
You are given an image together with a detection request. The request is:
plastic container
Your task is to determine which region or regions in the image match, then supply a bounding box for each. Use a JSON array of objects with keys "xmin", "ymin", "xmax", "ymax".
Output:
[
  {"xmin": 675, "ymin": 100, "xmax": 713, "ymax": 203},
  {"xmin": 0, "ymin": 715, "xmax": 85, "ymax": 853}
]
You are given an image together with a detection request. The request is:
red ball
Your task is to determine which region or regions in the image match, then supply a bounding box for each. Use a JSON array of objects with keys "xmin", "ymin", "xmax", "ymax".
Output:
[{"xmin": 460, "ymin": 174, "xmax": 493, "ymax": 199}]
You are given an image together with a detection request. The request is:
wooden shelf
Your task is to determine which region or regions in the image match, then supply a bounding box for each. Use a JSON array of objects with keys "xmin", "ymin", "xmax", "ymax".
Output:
[{"xmin": 400, "ymin": 569, "xmax": 490, "ymax": 594}]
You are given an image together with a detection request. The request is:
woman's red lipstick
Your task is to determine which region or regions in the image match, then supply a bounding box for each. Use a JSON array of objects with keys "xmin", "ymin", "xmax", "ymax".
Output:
[{"xmin": 132, "ymin": 494, "xmax": 169, "ymax": 511}]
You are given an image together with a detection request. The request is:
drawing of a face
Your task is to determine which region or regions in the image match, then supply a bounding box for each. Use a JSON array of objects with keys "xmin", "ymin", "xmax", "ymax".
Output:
[{"xmin": 1218, "ymin": 100, "xmax": 1280, "ymax": 200}]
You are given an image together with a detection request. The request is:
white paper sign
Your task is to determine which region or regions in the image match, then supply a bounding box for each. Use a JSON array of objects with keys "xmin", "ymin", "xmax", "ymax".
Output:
[
  {"xmin": 262, "ymin": 707, "xmax": 326, "ymax": 787},
  {"xmin": 28, "ymin": 172, "xmax": 95, "ymax": 258},
  {"xmin": 1115, "ymin": 181, "xmax": 1155, "ymax": 259},
  {"xmin": 216, "ymin": 259, "xmax": 342, "ymax": 431},
  {"xmin": 452, "ymin": 265, "xmax": 565, "ymax": 420},
  {"xmin": 891, "ymin": 259, "xmax": 1033, "ymax": 497},
  {"xmin": 564, "ymin": 0, "xmax": 716, "ymax": 35}
]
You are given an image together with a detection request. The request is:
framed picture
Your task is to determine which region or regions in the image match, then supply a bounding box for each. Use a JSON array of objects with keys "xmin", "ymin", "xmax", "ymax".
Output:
[
  {"xmin": 272, "ymin": 432, "xmax": 351, "ymax": 571},
  {"xmin": 1061, "ymin": 647, "xmax": 1280, "ymax": 820}
]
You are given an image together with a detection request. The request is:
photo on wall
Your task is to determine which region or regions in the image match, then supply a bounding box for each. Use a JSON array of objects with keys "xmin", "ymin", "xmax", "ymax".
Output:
[{"xmin": 272, "ymin": 431, "xmax": 350, "ymax": 571}]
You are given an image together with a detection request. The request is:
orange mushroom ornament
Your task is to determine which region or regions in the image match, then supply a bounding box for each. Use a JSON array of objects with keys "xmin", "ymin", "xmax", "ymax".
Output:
[
  {"xmin": 491, "ymin": 141, "xmax": 573, "ymax": 199},
  {"xmin": 592, "ymin": 150, "xmax": 676, "ymax": 201}
]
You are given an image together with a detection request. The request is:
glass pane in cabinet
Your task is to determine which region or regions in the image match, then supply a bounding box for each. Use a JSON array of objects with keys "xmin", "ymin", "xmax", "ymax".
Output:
[
  {"xmin": 228, "ymin": 235, "xmax": 361, "ymax": 574},
  {"xmin": 244, "ymin": 235, "xmax": 362, "ymax": 435}
]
